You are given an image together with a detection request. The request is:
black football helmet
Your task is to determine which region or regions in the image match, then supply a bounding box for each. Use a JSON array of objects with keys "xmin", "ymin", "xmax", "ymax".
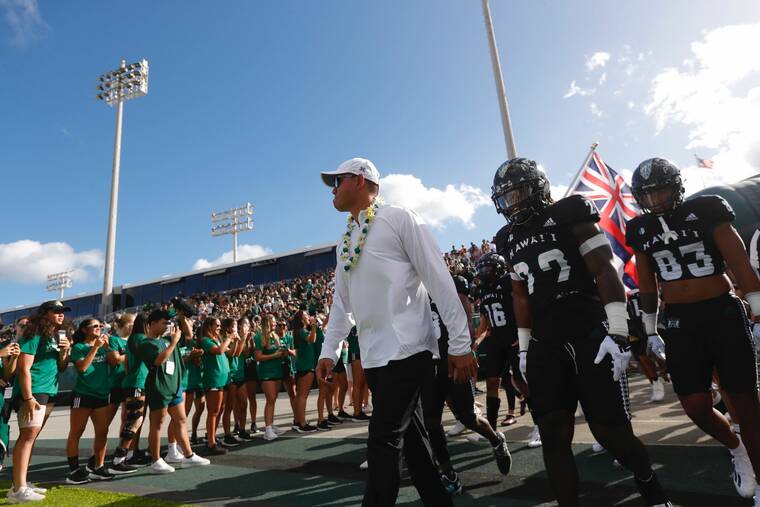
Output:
[
  {"xmin": 477, "ymin": 252, "xmax": 507, "ymax": 287},
  {"xmin": 491, "ymin": 158, "xmax": 552, "ymax": 224},
  {"xmin": 631, "ymin": 158, "xmax": 684, "ymax": 215}
]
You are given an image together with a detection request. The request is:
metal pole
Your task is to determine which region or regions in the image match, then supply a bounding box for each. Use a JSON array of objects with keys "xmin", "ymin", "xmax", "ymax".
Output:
[
  {"xmin": 233, "ymin": 231, "xmax": 238, "ymax": 263},
  {"xmin": 481, "ymin": 0, "xmax": 517, "ymax": 159},
  {"xmin": 100, "ymin": 59, "xmax": 126, "ymax": 318},
  {"xmin": 59, "ymin": 287, "xmax": 64, "ymax": 300},
  {"xmin": 564, "ymin": 142, "xmax": 599, "ymax": 198}
]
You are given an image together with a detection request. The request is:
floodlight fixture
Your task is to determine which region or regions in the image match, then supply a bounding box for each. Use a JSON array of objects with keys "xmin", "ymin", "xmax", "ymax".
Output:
[{"xmin": 210, "ymin": 202, "xmax": 254, "ymax": 263}]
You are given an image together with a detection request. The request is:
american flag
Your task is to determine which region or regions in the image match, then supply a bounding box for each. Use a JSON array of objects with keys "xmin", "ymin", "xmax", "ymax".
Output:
[
  {"xmin": 567, "ymin": 151, "xmax": 640, "ymax": 289},
  {"xmin": 694, "ymin": 154, "xmax": 714, "ymax": 169}
]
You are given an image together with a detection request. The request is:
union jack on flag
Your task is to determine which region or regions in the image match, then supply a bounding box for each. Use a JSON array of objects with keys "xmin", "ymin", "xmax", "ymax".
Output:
[{"xmin": 567, "ymin": 151, "xmax": 640, "ymax": 289}]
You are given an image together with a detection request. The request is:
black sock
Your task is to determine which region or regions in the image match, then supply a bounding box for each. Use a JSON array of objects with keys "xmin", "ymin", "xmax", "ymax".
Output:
[
  {"xmin": 67, "ymin": 456, "xmax": 79, "ymax": 472},
  {"xmin": 486, "ymin": 396, "xmax": 501, "ymax": 430},
  {"xmin": 114, "ymin": 447, "xmax": 127, "ymax": 459}
]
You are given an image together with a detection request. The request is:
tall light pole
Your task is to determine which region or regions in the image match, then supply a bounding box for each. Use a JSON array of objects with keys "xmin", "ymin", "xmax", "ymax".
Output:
[
  {"xmin": 95, "ymin": 59, "xmax": 149, "ymax": 317},
  {"xmin": 210, "ymin": 202, "xmax": 254, "ymax": 263},
  {"xmin": 47, "ymin": 271, "xmax": 73, "ymax": 300},
  {"xmin": 481, "ymin": 0, "xmax": 517, "ymax": 159}
]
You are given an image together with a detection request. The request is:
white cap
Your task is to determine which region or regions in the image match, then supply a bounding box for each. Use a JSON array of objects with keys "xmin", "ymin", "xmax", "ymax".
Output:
[{"xmin": 321, "ymin": 157, "xmax": 380, "ymax": 187}]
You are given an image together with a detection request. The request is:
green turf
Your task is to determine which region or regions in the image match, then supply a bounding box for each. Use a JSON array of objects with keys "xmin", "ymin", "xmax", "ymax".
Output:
[{"xmin": 0, "ymin": 480, "xmax": 190, "ymax": 506}]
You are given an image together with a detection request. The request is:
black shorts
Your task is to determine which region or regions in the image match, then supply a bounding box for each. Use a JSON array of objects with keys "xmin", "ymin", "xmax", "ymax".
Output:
[
  {"xmin": 244, "ymin": 358, "xmax": 259, "ymax": 381},
  {"xmin": 185, "ymin": 387, "xmax": 204, "ymax": 396},
  {"xmin": 505, "ymin": 345, "xmax": 524, "ymax": 384},
  {"xmin": 479, "ymin": 334, "xmax": 510, "ymax": 378},
  {"xmin": 109, "ymin": 386, "xmax": 126, "ymax": 405},
  {"xmin": 123, "ymin": 387, "xmax": 145, "ymax": 399},
  {"xmin": 71, "ymin": 393, "xmax": 110, "ymax": 410},
  {"xmin": 422, "ymin": 354, "xmax": 477, "ymax": 426},
  {"xmin": 333, "ymin": 356, "xmax": 346, "ymax": 374},
  {"xmin": 630, "ymin": 334, "xmax": 647, "ymax": 358},
  {"xmin": 14, "ymin": 393, "xmax": 53, "ymax": 411},
  {"xmin": 661, "ymin": 293, "xmax": 757, "ymax": 396},
  {"xmin": 348, "ymin": 350, "xmax": 360, "ymax": 363},
  {"xmin": 224, "ymin": 380, "xmax": 245, "ymax": 389},
  {"xmin": 526, "ymin": 327, "xmax": 631, "ymax": 426},
  {"xmin": 296, "ymin": 370, "xmax": 314, "ymax": 378}
]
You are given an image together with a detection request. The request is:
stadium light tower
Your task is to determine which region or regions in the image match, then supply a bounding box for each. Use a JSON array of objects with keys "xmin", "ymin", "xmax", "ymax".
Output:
[
  {"xmin": 47, "ymin": 270, "xmax": 73, "ymax": 300},
  {"xmin": 95, "ymin": 58, "xmax": 149, "ymax": 317},
  {"xmin": 210, "ymin": 202, "xmax": 254, "ymax": 263}
]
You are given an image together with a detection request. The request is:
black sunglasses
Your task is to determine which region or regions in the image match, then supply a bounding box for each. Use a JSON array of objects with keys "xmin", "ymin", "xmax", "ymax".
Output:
[{"xmin": 333, "ymin": 174, "xmax": 357, "ymax": 189}]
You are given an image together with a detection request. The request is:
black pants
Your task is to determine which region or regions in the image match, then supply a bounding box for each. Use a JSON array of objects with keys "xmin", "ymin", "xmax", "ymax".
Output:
[{"xmin": 363, "ymin": 351, "xmax": 452, "ymax": 507}]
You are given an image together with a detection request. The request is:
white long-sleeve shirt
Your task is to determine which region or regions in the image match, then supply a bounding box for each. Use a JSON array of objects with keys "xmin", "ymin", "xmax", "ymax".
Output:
[{"xmin": 319, "ymin": 204, "xmax": 471, "ymax": 369}]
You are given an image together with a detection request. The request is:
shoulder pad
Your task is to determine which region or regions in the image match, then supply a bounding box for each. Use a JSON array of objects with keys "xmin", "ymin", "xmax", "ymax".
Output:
[
  {"xmin": 548, "ymin": 195, "xmax": 600, "ymax": 227},
  {"xmin": 494, "ymin": 224, "xmax": 512, "ymax": 254},
  {"xmin": 682, "ymin": 195, "xmax": 735, "ymax": 226}
]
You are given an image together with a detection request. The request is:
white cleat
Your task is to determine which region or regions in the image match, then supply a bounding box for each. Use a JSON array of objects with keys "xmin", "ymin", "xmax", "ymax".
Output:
[
  {"xmin": 527, "ymin": 426, "xmax": 542, "ymax": 448},
  {"xmin": 591, "ymin": 441, "xmax": 606, "ymax": 454},
  {"xmin": 263, "ymin": 426, "xmax": 279, "ymax": 441},
  {"xmin": 359, "ymin": 460, "xmax": 368, "ymax": 470},
  {"xmin": 650, "ymin": 379, "xmax": 665, "ymax": 402},
  {"xmin": 447, "ymin": 421, "xmax": 467, "ymax": 437},
  {"xmin": 164, "ymin": 448, "xmax": 184, "ymax": 464},
  {"xmin": 7, "ymin": 486, "xmax": 45, "ymax": 503},
  {"xmin": 181, "ymin": 453, "xmax": 210, "ymax": 467},
  {"xmin": 732, "ymin": 454, "xmax": 756, "ymax": 498},
  {"xmin": 149, "ymin": 458, "xmax": 175, "ymax": 474}
]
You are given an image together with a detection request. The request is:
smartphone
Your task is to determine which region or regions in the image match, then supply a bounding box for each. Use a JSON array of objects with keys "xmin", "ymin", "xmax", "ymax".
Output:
[{"xmin": 57, "ymin": 330, "xmax": 66, "ymax": 346}]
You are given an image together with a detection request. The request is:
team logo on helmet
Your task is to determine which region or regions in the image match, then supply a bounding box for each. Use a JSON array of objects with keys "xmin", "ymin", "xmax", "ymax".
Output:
[{"xmin": 640, "ymin": 160, "xmax": 652, "ymax": 180}]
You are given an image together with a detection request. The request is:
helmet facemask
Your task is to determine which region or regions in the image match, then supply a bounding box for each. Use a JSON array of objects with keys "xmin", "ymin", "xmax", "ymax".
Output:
[
  {"xmin": 493, "ymin": 182, "xmax": 540, "ymax": 224},
  {"xmin": 634, "ymin": 180, "xmax": 683, "ymax": 215}
]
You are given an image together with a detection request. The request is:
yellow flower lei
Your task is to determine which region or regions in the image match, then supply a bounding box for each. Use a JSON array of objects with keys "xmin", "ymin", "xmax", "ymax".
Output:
[{"xmin": 339, "ymin": 201, "xmax": 380, "ymax": 272}]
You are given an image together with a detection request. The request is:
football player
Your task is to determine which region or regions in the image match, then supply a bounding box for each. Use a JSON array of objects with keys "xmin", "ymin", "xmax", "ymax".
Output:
[
  {"xmin": 473, "ymin": 253, "xmax": 530, "ymax": 432},
  {"xmin": 628, "ymin": 158, "xmax": 760, "ymax": 501},
  {"xmin": 492, "ymin": 158, "xmax": 670, "ymax": 507}
]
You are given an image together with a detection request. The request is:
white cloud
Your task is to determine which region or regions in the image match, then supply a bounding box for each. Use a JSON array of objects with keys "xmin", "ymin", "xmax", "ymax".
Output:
[
  {"xmin": 585, "ymin": 51, "xmax": 610, "ymax": 71},
  {"xmin": 0, "ymin": 240, "xmax": 103, "ymax": 284},
  {"xmin": 193, "ymin": 244, "xmax": 273, "ymax": 270},
  {"xmin": 379, "ymin": 174, "xmax": 491, "ymax": 229},
  {"xmin": 550, "ymin": 184, "xmax": 568, "ymax": 201},
  {"xmin": 644, "ymin": 22, "xmax": 760, "ymax": 190},
  {"xmin": 0, "ymin": 0, "xmax": 45, "ymax": 46},
  {"xmin": 563, "ymin": 80, "xmax": 595, "ymax": 99},
  {"xmin": 598, "ymin": 72, "xmax": 607, "ymax": 85},
  {"xmin": 627, "ymin": 100, "xmax": 635, "ymax": 110},
  {"xmin": 590, "ymin": 102, "xmax": 603, "ymax": 117}
]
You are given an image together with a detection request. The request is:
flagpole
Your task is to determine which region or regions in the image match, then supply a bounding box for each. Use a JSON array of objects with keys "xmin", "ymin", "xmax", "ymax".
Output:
[
  {"xmin": 481, "ymin": 0, "xmax": 517, "ymax": 159},
  {"xmin": 564, "ymin": 142, "xmax": 599, "ymax": 198},
  {"xmin": 693, "ymin": 154, "xmax": 707, "ymax": 190}
]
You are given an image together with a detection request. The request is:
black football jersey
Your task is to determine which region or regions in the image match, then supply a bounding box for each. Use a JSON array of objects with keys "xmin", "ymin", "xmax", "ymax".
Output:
[
  {"xmin": 626, "ymin": 195, "xmax": 735, "ymax": 283},
  {"xmin": 496, "ymin": 194, "xmax": 601, "ymax": 313},
  {"xmin": 478, "ymin": 277, "xmax": 517, "ymax": 341}
]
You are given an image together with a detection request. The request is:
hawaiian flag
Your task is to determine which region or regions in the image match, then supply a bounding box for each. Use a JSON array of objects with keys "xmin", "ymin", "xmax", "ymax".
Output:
[
  {"xmin": 567, "ymin": 151, "xmax": 640, "ymax": 289},
  {"xmin": 694, "ymin": 154, "xmax": 714, "ymax": 169}
]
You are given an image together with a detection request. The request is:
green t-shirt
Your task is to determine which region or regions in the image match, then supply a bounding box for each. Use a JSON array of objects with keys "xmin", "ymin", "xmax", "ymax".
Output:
[
  {"xmin": 280, "ymin": 333, "xmax": 295, "ymax": 376},
  {"xmin": 71, "ymin": 342, "xmax": 111, "ymax": 399},
  {"xmin": 108, "ymin": 334, "xmax": 128, "ymax": 389},
  {"xmin": 314, "ymin": 327, "xmax": 325, "ymax": 362},
  {"xmin": 122, "ymin": 333, "xmax": 149, "ymax": 389},
  {"xmin": 139, "ymin": 337, "xmax": 182, "ymax": 403},
  {"xmin": 228, "ymin": 352, "xmax": 245, "ymax": 383},
  {"xmin": 254, "ymin": 333, "xmax": 283, "ymax": 381},
  {"xmin": 200, "ymin": 337, "xmax": 230, "ymax": 389},
  {"xmin": 294, "ymin": 329, "xmax": 316, "ymax": 373},
  {"xmin": 186, "ymin": 357, "xmax": 204, "ymax": 390},
  {"xmin": 13, "ymin": 335, "xmax": 60, "ymax": 397}
]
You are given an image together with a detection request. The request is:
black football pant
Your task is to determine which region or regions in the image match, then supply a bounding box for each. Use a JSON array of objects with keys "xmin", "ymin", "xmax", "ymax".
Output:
[
  {"xmin": 422, "ymin": 355, "xmax": 477, "ymax": 470},
  {"xmin": 363, "ymin": 351, "xmax": 452, "ymax": 507}
]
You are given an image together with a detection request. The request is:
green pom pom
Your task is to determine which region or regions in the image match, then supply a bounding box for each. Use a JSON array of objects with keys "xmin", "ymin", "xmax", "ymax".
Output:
[
  {"xmin": 364, "ymin": 218, "xmax": 369, "ymax": 224},
  {"xmin": 342, "ymin": 247, "xmax": 348, "ymax": 253},
  {"xmin": 354, "ymin": 247, "xmax": 361, "ymax": 253},
  {"xmin": 344, "ymin": 265, "xmax": 350, "ymax": 271},
  {"xmin": 362, "ymin": 228, "xmax": 368, "ymax": 233}
]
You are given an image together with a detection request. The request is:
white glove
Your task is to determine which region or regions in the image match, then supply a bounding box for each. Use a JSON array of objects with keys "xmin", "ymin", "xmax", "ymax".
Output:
[
  {"xmin": 593, "ymin": 335, "xmax": 632, "ymax": 382},
  {"xmin": 647, "ymin": 334, "xmax": 666, "ymax": 361},
  {"xmin": 518, "ymin": 351, "xmax": 527, "ymax": 382},
  {"xmin": 752, "ymin": 321, "xmax": 760, "ymax": 353}
]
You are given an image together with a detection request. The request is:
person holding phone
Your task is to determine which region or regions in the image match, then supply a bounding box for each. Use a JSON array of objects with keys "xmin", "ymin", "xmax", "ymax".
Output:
[
  {"xmin": 9, "ymin": 301, "xmax": 72, "ymax": 503},
  {"xmin": 293, "ymin": 311, "xmax": 317, "ymax": 432},
  {"xmin": 65, "ymin": 318, "xmax": 119, "ymax": 484},
  {"xmin": 221, "ymin": 318, "xmax": 244, "ymax": 447},
  {"xmin": 255, "ymin": 314, "xmax": 287, "ymax": 441},
  {"xmin": 0, "ymin": 322, "xmax": 22, "ymax": 473},
  {"xmin": 139, "ymin": 310, "xmax": 209, "ymax": 473}
]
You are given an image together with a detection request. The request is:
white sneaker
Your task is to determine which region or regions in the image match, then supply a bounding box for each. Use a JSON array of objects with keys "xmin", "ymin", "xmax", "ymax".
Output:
[
  {"xmin": 650, "ymin": 379, "xmax": 665, "ymax": 402},
  {"xmin": 731, "ymin": 453, "xmax": 756, "ymax": 498},
  {"xmin": 272, "ymin": 425, "xmax": 285, "ymax": 435},
  {"xmin": 149, "ymin": 458, "xmax": 175, "ymax": 474},
  {"xmin": 447, "ymin": 421, "xmax": 467, "ymax": 436},
  {"xmin": 263, "ymin": 426, "xmax": 279, "ymax": 441},
  {"xmin": 164, "ymin": 448, "xmax": 184, "ymax": 464},
  {"xmin": 528, "ymin": 426, "xmax": 542, "ymax": 448},
  {"xmin": 466, "ymin": 433, "xmax": 486, "ymax": 444},
  {"xmin": 591, "ymin": 441, "xmax": 606, "ymax": 454},
  {"xmin": 181, "ymin": 453, "xmax": 210, "ymax": 468},
  {"xmin": 359, "ymin": 460, "xmax": 368, "ymax": 470},
  {"xmin": 26, "ymin": 483, "xmax": 47, "ymax": 494},
  {"xmin": 7, "ymin": 486, "xmax": 45, "ymax": 503}
]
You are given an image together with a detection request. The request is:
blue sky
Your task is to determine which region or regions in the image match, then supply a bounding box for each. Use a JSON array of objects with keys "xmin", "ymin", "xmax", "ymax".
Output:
[{"xmin": 1, "ymin": 0, "xmax": 759, "ymax": 310}]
